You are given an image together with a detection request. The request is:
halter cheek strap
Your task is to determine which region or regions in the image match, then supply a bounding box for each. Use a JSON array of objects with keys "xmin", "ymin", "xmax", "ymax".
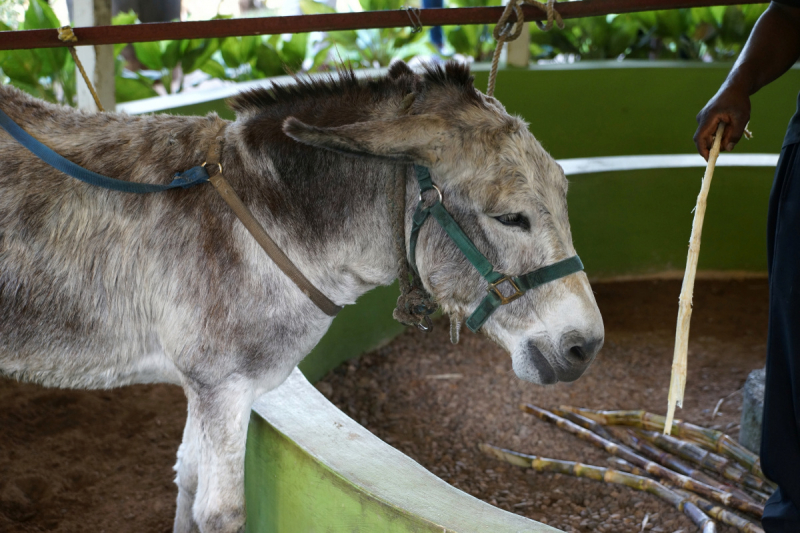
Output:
[{"xmin": 408, "ymin": 164, "xmax": 584, "ymax": 333}]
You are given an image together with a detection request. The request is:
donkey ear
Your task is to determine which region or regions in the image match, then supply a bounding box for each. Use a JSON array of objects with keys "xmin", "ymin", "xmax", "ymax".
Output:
[{"xmin": 282, "ymin": 115, "xmax": 446, "ymax": 164}]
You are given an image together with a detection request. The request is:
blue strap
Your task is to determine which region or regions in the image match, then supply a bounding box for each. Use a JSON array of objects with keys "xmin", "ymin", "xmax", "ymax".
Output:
[{"xmin": 0, "ymin": 107, "xmax": 209, "ymax": 194}]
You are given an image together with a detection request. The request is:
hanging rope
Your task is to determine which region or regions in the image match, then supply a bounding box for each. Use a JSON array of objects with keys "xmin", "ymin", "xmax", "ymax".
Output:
[
  {"xmin": 487, "ymin": 0, "xmax": 564, "ymax": 97},
  {"xmin": 386, "ymin": 165, "xmax": 438, "ymax": 331},
  {"xmin": 58, "ymin": 26, "xmax": 105, "ymax": 112}
]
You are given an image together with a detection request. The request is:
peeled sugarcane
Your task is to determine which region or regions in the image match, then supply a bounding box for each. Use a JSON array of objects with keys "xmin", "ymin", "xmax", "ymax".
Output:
[
  {"xmin": 480, "ymin": 443, "xmax": 717, "ymax": 533},
  {"xmin": 522, "ymin": 404, "xmax": 764, "ymax": 517},
  {"xmin": 667, "ymin": 122, "xmax": 726, "ymax": 431},
  {"xmin": 559, "ymin": 406, "xmax": 766, "ymax": 481},
  {"xmin": 608, "ymin": 427, "xmax": 757, "ymax": 505},
  {"xmin": 632, "ymin": 428, "xmax": 775, "ymax": 495},
  {"xmin": 671, "ymin": 487, "xmax": 765, "ymax": 533}
]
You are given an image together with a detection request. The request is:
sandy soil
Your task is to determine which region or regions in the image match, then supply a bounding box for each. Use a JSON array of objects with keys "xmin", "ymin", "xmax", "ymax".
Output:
[{"xmin": 0, "ymin": 278, "xmax": 769, "ymax": 532}]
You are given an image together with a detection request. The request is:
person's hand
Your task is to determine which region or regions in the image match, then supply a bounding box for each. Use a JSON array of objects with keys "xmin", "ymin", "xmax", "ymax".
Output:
[{"xmin": 694, "ymin": 85, "xmax": 751, "ymax": 161}]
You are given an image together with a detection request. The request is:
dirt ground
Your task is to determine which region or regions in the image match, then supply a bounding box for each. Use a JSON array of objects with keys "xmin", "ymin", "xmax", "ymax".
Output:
[
  {"xmin": 318, "ymin": 278, "xmax": 769, "ymax": 533},
  {"xmin": 0, "ymin": 277, "xmax": 769, "ymax": 532}
]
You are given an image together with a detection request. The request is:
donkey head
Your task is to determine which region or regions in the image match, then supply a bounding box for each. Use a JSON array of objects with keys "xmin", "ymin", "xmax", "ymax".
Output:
[{"xmin": 283, "ymin": 61, "xmax": 604, "ymax": 385}]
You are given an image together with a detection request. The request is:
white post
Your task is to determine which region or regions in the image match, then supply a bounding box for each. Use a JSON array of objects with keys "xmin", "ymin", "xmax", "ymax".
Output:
[
  {"xmin": 506, "ymin": 22, "xmax": 530, "ymax": 68},
  {"xmin": 72, "ymin": 0, "xmax": 114, "ymax": 111}
]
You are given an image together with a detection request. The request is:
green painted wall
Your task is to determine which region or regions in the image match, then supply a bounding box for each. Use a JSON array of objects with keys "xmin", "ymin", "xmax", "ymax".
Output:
[
  {"xmin": 475, "ymin": 62, "xmax": 798, "ymax": 158},
  {"xmin": 245, "ymin": 414, "xmax": 445, "ymax": 532},
  {"xmin": 149, "ymin": 62, "xmax": 797, "ymax": 381}
]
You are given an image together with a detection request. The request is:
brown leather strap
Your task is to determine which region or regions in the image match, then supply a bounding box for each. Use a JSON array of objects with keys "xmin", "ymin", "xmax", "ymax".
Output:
[{"xmin": 204, "ymin": 128, "xmax": 342, "ymax": 317}]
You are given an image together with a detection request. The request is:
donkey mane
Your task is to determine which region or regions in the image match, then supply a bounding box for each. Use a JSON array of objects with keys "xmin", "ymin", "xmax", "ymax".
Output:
[{"xmin": 227, "ymin": 61, "xmax": 483, "ymax": 116}]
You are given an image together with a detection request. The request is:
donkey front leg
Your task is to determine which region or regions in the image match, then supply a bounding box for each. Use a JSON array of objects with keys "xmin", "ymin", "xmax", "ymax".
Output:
[{"xmin": 174, "ymin": 379, "xmax": 256, "ymax": 533}]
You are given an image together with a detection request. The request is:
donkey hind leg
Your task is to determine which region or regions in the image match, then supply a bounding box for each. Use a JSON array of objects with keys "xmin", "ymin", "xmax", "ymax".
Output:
[{"xmin": 177, "ymin": 379, "xmax": 256, "ymax": 533}]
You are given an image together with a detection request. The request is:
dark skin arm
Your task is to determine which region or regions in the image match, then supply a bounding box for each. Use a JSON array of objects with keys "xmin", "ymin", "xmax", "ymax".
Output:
[{"xmin": 694, "ymin": 2, "xmax": 800, "ymax": 160}]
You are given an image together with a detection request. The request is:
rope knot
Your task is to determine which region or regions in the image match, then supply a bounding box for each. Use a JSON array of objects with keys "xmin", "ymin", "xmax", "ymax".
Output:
[
  {"xmin": 393, "ymin": 286, "xmax": 438, "ymax": 331},
  {"xmin": 487, "ymin": 0, "xmax": 565, "ymax": 97},
  {"xmin": 57, "ymin": 25, "xmax": 78, "ymax": 43}
]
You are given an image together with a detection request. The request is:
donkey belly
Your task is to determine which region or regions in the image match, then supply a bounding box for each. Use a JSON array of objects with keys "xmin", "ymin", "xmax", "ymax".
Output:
[
  {"xmin": 0, "ymin": 228, "xmax": 183, "ymax": 389},
  {"xmin": 0, "ymin": 288, "xmax": 183, "ymax": 389}
]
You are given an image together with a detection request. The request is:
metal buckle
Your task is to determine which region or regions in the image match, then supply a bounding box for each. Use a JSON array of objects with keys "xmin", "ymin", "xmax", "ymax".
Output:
[
  {"xmin": 203, "ymin": 161, "xmax": 223, "ymax": 177},
  {"xmin": 418, "ymin": 184, "xmax": 442, "ymax": 207},
  {"xmin": 487, "ymin": 276, "xmax": 524, "ymax": 305}
]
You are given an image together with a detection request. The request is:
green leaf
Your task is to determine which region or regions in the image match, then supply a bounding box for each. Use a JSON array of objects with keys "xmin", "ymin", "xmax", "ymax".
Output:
[
  {"xmin": 446, "ymin": 26, "xmax": 476, "ymax": 56},
  {"xmin": 22, "ymin": 0, "xmax": 65, "ymax": 76},
  {"xmin": 300, "ymin": 0, "xmax": 337, "ymax": 15},
  {"xmin": 239, "ymin": 35, "xmax": 260, "ymax": 64},
  {"xmin": 111, "ymin": 11, "xmax": 139, "ymax": 57},
  {"xmin": 115, "ymin": 75, "xmax": 158, "ymax": 103},
  {"xmin": 280, "ymin": 33, "xmax": 308, "ymax": 70},
  {"xmin": 181, "ymin": 39, "xmax": 219, "ymax": 74},
  {"xmin": 9, "ymin": 78, "xmax": 45, "ymax": 99},
  {"xmin": 255, "ymin": 43, "xmax": 283, "ymax": 77},
  {"xmin": 200, "ymin": 59, "xmax": 227, "ymax": 79},
  {"xmin": 23, "ymin": 0, "xmax": 60, "ymax": 30},
  {"xmin": 162, "ymin": 40, "xmax": 182, "ymax": 70},
  {"xmin": 308, "ymin": 43, "xmax": 333, "ymax": 71},
  {"xmin": 113, "ymin": 10, "xmax": 138, "ymax": 26},
  {"xmin": 0, "ymin": 49, "xmax": 41, "ymax": 85},
  {"xmin": 133, "ymin": 40, "xmax": 164, "ymax": 70},
  {"xmin": 220, "ymin": 37, "xmax": 242, "ymax": 68}
]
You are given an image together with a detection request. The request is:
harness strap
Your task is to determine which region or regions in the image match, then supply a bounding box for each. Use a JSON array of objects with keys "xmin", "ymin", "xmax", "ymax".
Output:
[
  {"xmin": 465, "ymin": 255, "xmax": 583, "ymax": 331},
  {"xmin": 0, "ymin": 108, "xmax": 209, "ymax": 193},
  {"xmin": 409, "ymin": 164, "xmax": 583, "ymax": 333},
  {"xmin": 207, "ymin": 167, "xmax": 343, "ymax": 317},
  {"xmin": 0, "ymin": 108, "xmax": 342, "ymax": 317}
]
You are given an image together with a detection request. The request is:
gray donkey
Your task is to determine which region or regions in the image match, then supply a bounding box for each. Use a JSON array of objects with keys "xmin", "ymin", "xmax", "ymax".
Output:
[{"xmin": 0, "ymin": 61, "xmax": 603, "ymax": 532}]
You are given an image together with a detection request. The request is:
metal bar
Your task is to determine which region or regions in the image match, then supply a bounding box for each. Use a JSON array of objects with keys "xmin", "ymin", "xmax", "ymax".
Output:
[{"xmin": 0, "ymin": 0, "xmax": 760, "ymax": 51}]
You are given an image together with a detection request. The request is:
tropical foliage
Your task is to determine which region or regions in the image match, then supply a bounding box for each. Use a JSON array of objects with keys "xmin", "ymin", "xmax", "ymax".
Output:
[
  {"xmin": 528, "ymin": 4, "xmax": 769, "ymax": 60},
  {"xmin": 0, "ymin": 0, "xmax": 771, "ymax": 108}
]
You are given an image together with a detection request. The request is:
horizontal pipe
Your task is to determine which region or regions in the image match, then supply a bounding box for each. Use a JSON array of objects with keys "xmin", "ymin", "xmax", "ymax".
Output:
[{"xmin": 0, "ymin": 0, "xmax": 759, "ymax": 51}]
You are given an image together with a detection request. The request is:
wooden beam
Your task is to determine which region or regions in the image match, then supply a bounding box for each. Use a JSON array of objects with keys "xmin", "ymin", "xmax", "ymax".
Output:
[{"xmin": 0, "ymin": 0, "xmax": 761, "ymax": 51}]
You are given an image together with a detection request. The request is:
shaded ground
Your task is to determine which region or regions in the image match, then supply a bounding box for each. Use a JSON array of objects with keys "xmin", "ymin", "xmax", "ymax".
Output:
[
  {"xmin": 0, "ymin": 382, "xmax": 186, "ymax": 532},
  {"xmin": 318, "ymin": 278, "xmax": 769, "ymax": 533},
  {"xmin": 0, "ymin": 278, "xmax": 768, "ymax": 532}
]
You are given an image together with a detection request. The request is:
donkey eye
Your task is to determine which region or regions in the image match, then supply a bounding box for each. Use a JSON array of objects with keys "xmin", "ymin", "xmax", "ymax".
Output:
[{"xmin": 493, "ymin": 213, "xmax": 530, "ymax": 230}]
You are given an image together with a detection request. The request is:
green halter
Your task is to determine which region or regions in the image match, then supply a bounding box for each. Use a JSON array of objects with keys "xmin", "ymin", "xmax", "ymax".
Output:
[{"xmin": 408, "ymin": 165, "xmax": 584, "ymax": 333}]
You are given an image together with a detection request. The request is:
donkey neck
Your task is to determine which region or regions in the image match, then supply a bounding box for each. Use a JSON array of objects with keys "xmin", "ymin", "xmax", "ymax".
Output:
[{"xmin": 223, "ymin": 123, "xmax": 405, "ymax": 307}]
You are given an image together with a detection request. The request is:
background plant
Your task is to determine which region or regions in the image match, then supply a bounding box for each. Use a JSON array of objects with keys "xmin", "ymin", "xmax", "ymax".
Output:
[
  {"xmin": 528, "ymin": 4, "xmax": 769, "ymax": 60},
  {"xmin": 0, "ymin": 0, "xmax": 773, "ymax": 108}
]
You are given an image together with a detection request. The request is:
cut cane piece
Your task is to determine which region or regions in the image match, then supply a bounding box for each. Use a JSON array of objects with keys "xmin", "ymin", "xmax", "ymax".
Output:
[{"xmin": 666, "ymin": 122, "xmax": 726, "ymax": 432}]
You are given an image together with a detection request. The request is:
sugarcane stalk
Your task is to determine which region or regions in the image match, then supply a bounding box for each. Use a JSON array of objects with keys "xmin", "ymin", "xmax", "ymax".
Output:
[
  {"xmin": 667, "ymin": 122, "xmax": 726, "ymax": 431},
  {"xmin": 522, "ymin": 404, "xmax": 763, "ymax": 517},
  {"xmin": 632, "ymin": 428, "xmax": 775, "ymax": 495},
  {"xmin": 560, "ymin": 406, "xmax": 767, "ymax": 481},
  {"xmin": 671, "ymin": 487, "xmax": 765, "ymax": 533},
  {"xmin": 607, "ymin": 457, "xmax": 652, "ymax": 478},
  {"xmin": 556, "ymin": 408, "xmax": 733, "ymax": 494},
  {"xmin": 744, "ymin": 487, "xmax": 772, "ymax": 503},
  {"xmin": 480, "ymin": 444, "xmax": 717, "ymax": 533},
  {"xmin": 552, "ymin": 407, "xmax": 616, "ymax": 441},
  {"xmin": 559, "ymin": 408, "xmax": 759, "ymax": 504},
  {"xmin": 608, "ymin": 427, "xmax": 757, "ymax": 504}
]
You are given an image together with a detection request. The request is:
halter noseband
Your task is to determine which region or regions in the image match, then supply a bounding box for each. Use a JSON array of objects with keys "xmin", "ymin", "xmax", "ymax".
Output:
[{"xmin": 408, "ymin": 165, "xmax": 584, "ymax": 333}]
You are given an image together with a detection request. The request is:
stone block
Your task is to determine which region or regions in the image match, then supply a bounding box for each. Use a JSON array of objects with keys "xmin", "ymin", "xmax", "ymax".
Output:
[{"xmin": 739, "ymin": 367, "xmax": 765, "ymax": 453}]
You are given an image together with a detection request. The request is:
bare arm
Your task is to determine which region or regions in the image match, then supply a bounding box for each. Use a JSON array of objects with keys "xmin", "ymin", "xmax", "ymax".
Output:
[{"xmin": 694, "ymin": 2, "xmax": 800, "ymax": 160}]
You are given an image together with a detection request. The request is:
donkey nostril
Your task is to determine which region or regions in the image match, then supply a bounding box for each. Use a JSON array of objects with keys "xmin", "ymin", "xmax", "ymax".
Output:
[
  {"xmin": 568, "ymin": 345, "xmax": 588, "ymax": 363},
  {"xmin": 564, "ymin": 335, "xmax": 603, "ymax": 365}
]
